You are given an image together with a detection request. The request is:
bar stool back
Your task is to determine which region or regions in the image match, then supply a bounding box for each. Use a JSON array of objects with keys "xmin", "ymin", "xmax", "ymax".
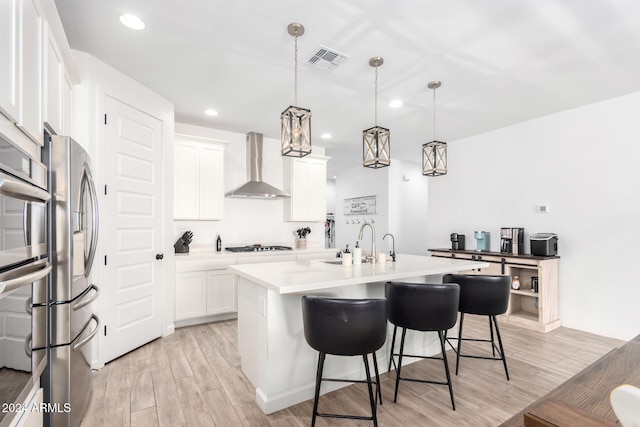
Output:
[
  {"xmin": 385, "ymin": 281, "xmax": 460, "ymax": 410},
  {"xmin": 302, "ymin": 296, "xmax": 387, "ymax": 427},
  {"xmin": 443, "ymin": 274, "xmax": 511, "ymax": 380}
]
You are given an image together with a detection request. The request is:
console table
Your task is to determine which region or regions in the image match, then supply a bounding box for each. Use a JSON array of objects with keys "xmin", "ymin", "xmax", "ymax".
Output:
[{"xmin": 500, "ymin": 334, "xmax": 640, "ymax": 426}]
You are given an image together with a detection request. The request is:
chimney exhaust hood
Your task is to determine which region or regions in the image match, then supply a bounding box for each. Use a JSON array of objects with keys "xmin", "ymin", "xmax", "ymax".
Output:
[{"xmin": 225, "ymin": 132, "xmax": 290, "ymax": 199}]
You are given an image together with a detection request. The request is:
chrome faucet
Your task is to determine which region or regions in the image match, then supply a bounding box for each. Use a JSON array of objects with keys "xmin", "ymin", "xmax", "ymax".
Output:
[
  {"xmin": 358, "ymin": 222, "xmax": 376, "ymax": 263},
  {"xmin": 383, "ymin": 233, "xmax": 396, "ymax": 262}
]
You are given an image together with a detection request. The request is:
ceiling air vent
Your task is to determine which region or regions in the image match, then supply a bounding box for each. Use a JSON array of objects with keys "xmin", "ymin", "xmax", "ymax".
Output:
[{"xmin": 308, "ymin": 46, "xmax": 349, "ymax": 71}]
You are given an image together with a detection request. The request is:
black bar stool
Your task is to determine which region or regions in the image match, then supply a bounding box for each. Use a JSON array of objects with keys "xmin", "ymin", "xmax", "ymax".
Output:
[
  {"xmin": 385, "ymin": 281, "xmax": 460, "ymax": 410},
  {"xmin": 442, "ymin": 274, "xmax": 511, "ymax": 380},
  {"xmin": 301, "ymin": 296, "xmax": 387, "ymax": 427}
]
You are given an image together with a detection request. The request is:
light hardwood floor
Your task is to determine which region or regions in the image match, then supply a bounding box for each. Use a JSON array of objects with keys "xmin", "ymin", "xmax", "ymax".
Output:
[{"xmin": 80, "ymin": 316, "xmax": 623, "ymax": 427}]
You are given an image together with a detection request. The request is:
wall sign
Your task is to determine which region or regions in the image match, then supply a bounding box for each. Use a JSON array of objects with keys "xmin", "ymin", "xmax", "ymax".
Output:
[{"xmin": 344, "ymin": 195, "xmax": 377, "ymax": 215}]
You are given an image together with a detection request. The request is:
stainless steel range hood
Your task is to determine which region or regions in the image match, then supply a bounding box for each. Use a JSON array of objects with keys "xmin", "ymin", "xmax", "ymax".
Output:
[{"xmin": 225, "ymin": 132, "xmax": 290, "ymax": 198}]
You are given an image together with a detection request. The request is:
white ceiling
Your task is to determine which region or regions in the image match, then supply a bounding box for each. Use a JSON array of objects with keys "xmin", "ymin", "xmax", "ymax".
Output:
[{"xmin": 54, "ymin": 0, "xmax": 640, "ymax": 173}]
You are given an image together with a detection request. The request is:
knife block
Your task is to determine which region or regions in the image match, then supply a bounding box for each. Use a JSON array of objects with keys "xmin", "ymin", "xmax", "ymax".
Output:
[{"xmin": 174, "ymin": 238, "xmax": 190, "ymax": 253}]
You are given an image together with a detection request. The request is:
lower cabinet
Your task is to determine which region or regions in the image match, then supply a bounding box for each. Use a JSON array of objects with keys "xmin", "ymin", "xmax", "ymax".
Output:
[
  {"xmin": 430, "ymin": 249, "xmax": 561, "ymax": 333},
  {"xmin": 175, "ymin": 258, "xmax": 237, "ymax": 324},
  {"xmin": 206, "ymin": 270, "xmax": 236, "ymax": 315}
]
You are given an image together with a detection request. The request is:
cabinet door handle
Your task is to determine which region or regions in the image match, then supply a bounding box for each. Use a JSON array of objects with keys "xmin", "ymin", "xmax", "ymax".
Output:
[{"xmin": 156, "ymin": 253, "xmax": 164, "ymax": 260}]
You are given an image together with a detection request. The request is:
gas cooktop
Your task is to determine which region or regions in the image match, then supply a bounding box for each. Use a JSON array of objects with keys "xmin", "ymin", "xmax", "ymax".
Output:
[{"xmin": 225, "ymin": 245, "xmax": 293, "ymax": 253}]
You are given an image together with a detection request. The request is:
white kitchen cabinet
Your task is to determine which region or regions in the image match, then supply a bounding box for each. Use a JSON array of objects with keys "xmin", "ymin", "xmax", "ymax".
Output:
[
  {"xmin": 283, "ymin": 155, "xmax": 329, "ymax": 222},
  {"xmin": 175, "ymin": 271, "xmax": 208, "ymax": 320},
  {"xmin": 174, "ymin": 136, "xmax": 226, "ymax": 220},
  {"xmin": 18, "ymin": 0, "xmax": 44, "ymax": 144},
  {"xmin": 206, "ymin": 270, "xmax": 236, "ymax": 315},
  {"xmin": 175, "ymin": 257, "xmax": 237, "ymax": 324},
  {"xmin": 0, "ymin": 0, "xmax": 20, "ymax": 122},
  {"xmin": 1, "ymin": 0, "xmax": 77, "ymax": 145},
  {"xmin": 44, "ymin": 25, "xmax": 64, "ymax": 134}
]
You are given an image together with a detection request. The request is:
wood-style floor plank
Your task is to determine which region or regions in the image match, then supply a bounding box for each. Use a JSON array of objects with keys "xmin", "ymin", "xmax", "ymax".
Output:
[{"xmin": 80, "ymin": 315, "xmax": 624, "ymax": 427}]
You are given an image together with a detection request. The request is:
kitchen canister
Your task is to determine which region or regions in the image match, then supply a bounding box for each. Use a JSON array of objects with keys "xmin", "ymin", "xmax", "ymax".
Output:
[
  {"xmin": 342, "ymin": 252, "xmax": 352, "ymax": 265},
  {"xmin": 353, "ymin": 244, "xmax": 362, "ymax": 265}
]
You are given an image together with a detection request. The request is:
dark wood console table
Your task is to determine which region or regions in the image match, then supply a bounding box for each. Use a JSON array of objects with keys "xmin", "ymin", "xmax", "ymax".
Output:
[{"xmin": 500, "ymin": 334, "xmax": 640, "ymax": 426}]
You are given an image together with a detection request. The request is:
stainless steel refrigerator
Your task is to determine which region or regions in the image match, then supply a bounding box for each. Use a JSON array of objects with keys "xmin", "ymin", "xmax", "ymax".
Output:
[{"xmin": 44, "ymin": 135, "xmax": 100, "ymax": 427}]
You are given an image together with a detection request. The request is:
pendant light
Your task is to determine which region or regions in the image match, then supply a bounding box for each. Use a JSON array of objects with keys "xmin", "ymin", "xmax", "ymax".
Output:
[
  {"xmin": 363, "ymin": 57, "xmax": 390, "ymax": 168},
  {"xmin": 422, "ymin": 81, "xmax": 447, "ymax": 176},
  {"xmin": 281, "ymin": 23, "xmax": 312, "ymax": 157}
]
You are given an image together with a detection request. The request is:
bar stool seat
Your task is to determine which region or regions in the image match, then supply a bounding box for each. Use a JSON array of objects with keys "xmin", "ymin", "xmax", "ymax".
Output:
[
  {"xmin": 443, "ymin": 274, "xmax": 511, "ymax": 380},
  {"xmin": 385, "ymin": 281, "xmax": 460, "ymax": 410},
  {"xmin": 302, "ymin": 296, "xmax": 387, "ymax": 427}
]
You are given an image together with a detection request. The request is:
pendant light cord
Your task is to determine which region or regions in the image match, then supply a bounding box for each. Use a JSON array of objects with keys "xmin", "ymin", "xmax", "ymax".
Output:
[
  {"xmin": 374, "ymin": 65, "xmax": 378, "ymax": 126},
  {"xmin": 294, "ymin": 33, "xmax": 298, "ymax": 106},
  {"xmin": 432, "ymin": 86, "xmax": 437, "ymax": 141}
]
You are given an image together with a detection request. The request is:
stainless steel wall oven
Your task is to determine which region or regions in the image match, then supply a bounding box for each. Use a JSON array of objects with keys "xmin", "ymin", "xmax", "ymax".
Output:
[{"xmin": 0, "ymin": 133, "xmax": 51, "ymax": 427}]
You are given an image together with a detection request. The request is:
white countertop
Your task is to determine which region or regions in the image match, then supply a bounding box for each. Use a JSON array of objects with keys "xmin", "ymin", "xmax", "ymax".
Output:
[{"xmin": 228, "ymin": 254, "xmax": 489, "ymax": 294}]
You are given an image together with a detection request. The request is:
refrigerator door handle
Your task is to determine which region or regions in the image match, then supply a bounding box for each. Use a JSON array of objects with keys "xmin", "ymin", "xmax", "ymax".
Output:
[
  {"xmin": 72, "ymin": 284, "xmax": 100, "ymax": 311},
  {"xmin": 73, "ymin": 314, "xmax": 100, "ymax": 351},
  {"xmin": 81, "ymin": 165, "xmax": 99, "ymax": 278},
  {"xmin": 0, "ymin": 262, "xmax": 51, "ymax": 295}
]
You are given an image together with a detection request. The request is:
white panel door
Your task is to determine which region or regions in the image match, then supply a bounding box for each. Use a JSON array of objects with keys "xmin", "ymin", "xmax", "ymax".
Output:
[{"xmin": 101, "ymin": 95, "xmax": 163, "ymax": 363}]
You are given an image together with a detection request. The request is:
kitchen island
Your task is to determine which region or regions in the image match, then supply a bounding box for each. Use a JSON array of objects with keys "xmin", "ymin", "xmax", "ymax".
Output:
[{"xmin": 229, "ymin": 254, "xmax": 489, "ymax": 414}]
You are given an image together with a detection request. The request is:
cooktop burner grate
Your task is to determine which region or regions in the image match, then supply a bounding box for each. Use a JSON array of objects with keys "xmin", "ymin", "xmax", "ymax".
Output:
[{"xmin": 225, "ymin": 245, "xmax": 293, "ymax": 252}]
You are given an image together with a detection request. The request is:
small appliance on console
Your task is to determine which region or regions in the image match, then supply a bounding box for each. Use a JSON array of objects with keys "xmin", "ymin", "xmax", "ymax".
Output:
[
  {"xmin": 474, "ymin": 231, "xmax": 490, "ymax": 251},
  {"xmin": 530, "ymin": 233, "xmax": 558, "ymax": 256},
  {"xmin": 500, "ymin": 227, "xmax": 525, "ymax": 254},
  {"xmin": 450, "ymin": 233, "xmax": 465, "ymax": 250}
]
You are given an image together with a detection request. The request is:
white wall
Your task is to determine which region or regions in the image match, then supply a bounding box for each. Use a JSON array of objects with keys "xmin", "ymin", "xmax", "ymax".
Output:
[
  {"xmin": 332, "ymin": 166, "xmax": 389, "ymax": 254},
  {"xmin": 427, "ymin": 91, "xmax": 640, "ymax": 341},
  {"xmin": 173, "ymin": 124, "xmax": 327, "ymax": 249},
  {"xmin": 330, "ymin": 159, "xmax": 429, "ymax": 257}
]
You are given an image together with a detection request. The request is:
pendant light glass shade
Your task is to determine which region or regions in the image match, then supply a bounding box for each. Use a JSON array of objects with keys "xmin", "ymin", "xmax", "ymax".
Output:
[
  {"xmin": 363, "ymin": 126, "xmax": 390, "ymax": 168},
  {"xmin": 422, "ymin": 81, "xmax": 447, "ymax": 176},
  {"xmin": 363, "ymin": 57, "xmax": 390, "ymax": 168},
  {"xmin": 281, "ymin": 23, "xmax": 312, "ymax": 157},
  {"xmin": 422, "ymin": 140, "xmax": 447, "ymax": 176}
]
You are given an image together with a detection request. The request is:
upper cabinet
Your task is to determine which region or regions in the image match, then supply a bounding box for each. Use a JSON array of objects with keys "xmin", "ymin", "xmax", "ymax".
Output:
[
  {"xmin": 283, "ymin": 155, "xmax": 329, "ymax": 222},
  {"xmin": 174, "ymin": 134, "xmax": 227, "ymax": 220},
  {"xmin": 0, "ymin": 0, "xmax": 21, "ymax": 122},
  {"xmin": 0, "ymin": 0, "xmax": 77, "ymax": 147},
  {"xmin": 18, "ymin": 0, "xmax": 44, "ymax": 143}
]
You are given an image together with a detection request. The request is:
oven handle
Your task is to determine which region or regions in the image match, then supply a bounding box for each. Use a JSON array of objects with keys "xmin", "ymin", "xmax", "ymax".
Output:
[
  {"xmin": 0, "ymin": 263, "xmax": 51, "ymax": 295},
  {"xmin": 73, "ymin": 314, "xmax": 100, "ymax": 351},
  {"xmin": 72, "ymin": 284, "xmax": 100, "ymax": 311},
  {"xmin": 0, "ymin": 174, "xmax": 50, "ymax": 203}
]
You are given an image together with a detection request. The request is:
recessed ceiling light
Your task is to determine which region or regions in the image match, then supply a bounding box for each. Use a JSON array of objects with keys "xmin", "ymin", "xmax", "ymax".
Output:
[
  {"xmin": 204, "ymin": 109, "xmax": 218, "ymax": 116},
  {"xmin": 321, "ymin": 133, "xmax": 332, "ymax": 139},
  {"xmin": 119, "ymin": 14, "xmax": 145, "ymax": 30},
  {"xmin": 389, "ymin": 99, "xmax": 403, "ymax": 108}
]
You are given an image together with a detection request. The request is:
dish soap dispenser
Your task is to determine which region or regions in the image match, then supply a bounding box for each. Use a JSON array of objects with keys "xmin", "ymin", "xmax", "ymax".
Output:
[
  {"xmin": 341, "ymin": 244, "xmax": 352, "ymax": 265},
  {"xmin": 353, "ymin": 242, "xmax": 362, "ymax": 265},
  {"xmin": 512, "ymin": 275, "xmax": 520, "ymax": 290},
  {"xmin": 216, "ymin": 235, "xmax": 222, "ymax": 252}
]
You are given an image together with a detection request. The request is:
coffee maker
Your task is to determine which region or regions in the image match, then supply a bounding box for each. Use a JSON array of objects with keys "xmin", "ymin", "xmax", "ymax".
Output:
[
  {"xmin": 474, "ymin": 231, "xmax": 490, "ymax": 251},
  {"xmin": 500, "ymin": 227, "xmax": 525, "ymax": 254},
  {"xmin": 500, "ymin": 228, "xmax": 512, "ymax": 253},
  {"xmin": 450, "ymin": 233, "xmax": 465, "ymax": 250}
]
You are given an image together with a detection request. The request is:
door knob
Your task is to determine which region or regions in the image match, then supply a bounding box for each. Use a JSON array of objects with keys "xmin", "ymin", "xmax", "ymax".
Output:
[{"xmin": 155, "ymin": 253, "xmax": 164, "ymax": 260}]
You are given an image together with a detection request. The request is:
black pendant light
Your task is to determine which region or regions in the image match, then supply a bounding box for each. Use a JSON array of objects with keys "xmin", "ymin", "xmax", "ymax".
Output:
[
  {"xmin": 281, "ymin": 23, "xmax": 312, "ymax": 157},
  {"xmin": 422, "ymin": 81, "xmax": 447, "ymax": 176},
  {"xmin": 363, "ymin": 57, "xmax": 390, "ymax": 168}
]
